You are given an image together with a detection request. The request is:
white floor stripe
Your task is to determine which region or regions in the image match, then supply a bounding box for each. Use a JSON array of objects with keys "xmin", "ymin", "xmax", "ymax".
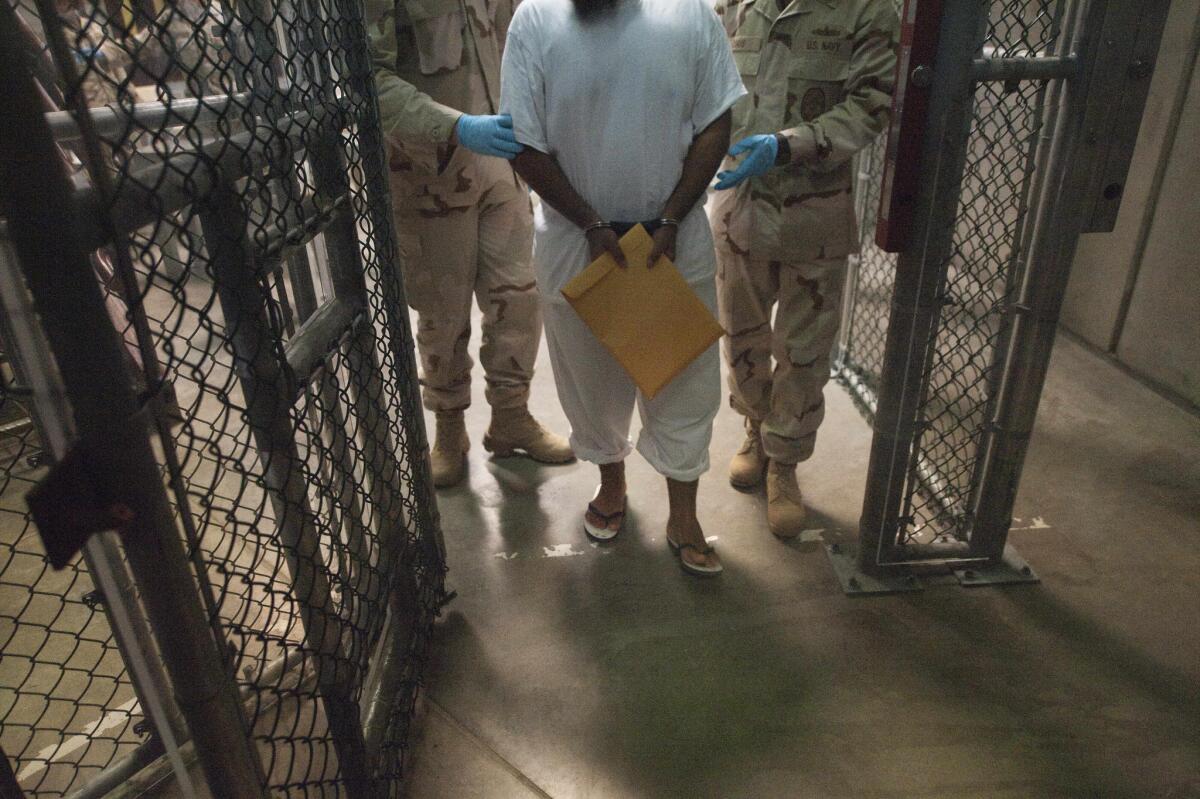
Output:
[
  {"xmin": 18, "ymin": 697, "xmax": 139, "ymax": 783},
  {"xmin": 542, "ymin": 543, "xmax": 586, "ymax": 558}
]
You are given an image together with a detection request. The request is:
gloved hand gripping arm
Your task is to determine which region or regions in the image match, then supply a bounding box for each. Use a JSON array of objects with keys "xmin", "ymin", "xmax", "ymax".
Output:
[
  {"xmin": 452, "ymin": 113, "xmax": 524, "ymax": 159},
  {"xmin": 650, "ymin": 110, "xmax": 732, "ymax": 266},
  {"xmin": 366, "ymin": 0, "xmax": 522, "ymax": 159}
]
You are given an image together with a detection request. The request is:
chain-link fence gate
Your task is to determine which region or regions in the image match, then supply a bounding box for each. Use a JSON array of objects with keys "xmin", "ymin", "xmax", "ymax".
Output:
[
  {"xmin": 831, "ymin": 0, "xmax": 1169, "ymax": 592},
  {"xmin": 0, "ymin": 0, "xmax": 447, "ymax": 793}
]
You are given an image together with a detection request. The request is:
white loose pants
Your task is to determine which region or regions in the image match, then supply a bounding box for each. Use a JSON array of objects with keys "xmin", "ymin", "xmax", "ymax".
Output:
[{"xmin": 541, "ymin": 279, "xmax": 721, "ymax": 483}]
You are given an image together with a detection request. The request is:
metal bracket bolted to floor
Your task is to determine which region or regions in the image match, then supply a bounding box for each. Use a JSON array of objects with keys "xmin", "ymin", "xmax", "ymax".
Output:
[
  {"xmin": 952, "ymin": 545, "xmax": 1040, "ymax": 588},
  {"xmin": 825, "ymin": 542, "xmax": 1039, "ymax": 596},
  {"xmin": 824, "ymin": 542, "xmax": 925, "ymax": 595}
]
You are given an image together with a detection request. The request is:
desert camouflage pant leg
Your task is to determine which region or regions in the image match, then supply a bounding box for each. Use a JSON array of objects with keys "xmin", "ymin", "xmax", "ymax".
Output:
[
  {"xmin": 717, "ymin": 248, "xmax": 846, "ymax": 464},
  {"xmin": 392, "ymin": 162, "xmax": 538, "ymax": 413}
]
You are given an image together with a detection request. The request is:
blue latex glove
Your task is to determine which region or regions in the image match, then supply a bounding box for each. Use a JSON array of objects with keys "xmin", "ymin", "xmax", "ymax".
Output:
[
  {"xmin": 455, "ymin": 113, "xmax": 524, "ymax": 160},
  {"xmin": 714, "ymin": 134, "xmax": 779, "ymax": 190}
]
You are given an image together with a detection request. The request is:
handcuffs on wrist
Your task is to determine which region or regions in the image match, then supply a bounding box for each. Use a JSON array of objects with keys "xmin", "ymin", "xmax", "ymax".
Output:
[{"xmin": 584, "ymin": 218, "xmax": 679, "ymax": 235}]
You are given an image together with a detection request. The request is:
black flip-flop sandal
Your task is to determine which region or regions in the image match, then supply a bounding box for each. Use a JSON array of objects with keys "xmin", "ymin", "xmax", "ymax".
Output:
[
  {"xmin": 666, "ymin": 536, "xmax": 723, "ymax": 576},
  {"xmin": 583, "ymin": 496, "xmax": 626, "ymax": 541}
]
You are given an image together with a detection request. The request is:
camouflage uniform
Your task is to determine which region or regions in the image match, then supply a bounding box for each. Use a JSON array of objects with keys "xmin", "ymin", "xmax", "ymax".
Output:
[
  {"xmin": 712, "ymin": 0, "xmax": 897, "ymax": 463},
  {"xmin": 166, "ymin": 0, "xmax": 220, "ymax": 97},
  {"xmin": 367, "ymin": 0, "xmax": 539, "ymax": 414},
  {"xmin": 66, "ymin": 4, "xmax": 132, "ymax": 108}
]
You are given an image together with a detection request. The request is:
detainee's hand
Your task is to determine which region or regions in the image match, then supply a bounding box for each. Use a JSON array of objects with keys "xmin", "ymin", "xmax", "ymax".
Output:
[
  {"xmin": 646, "ymin": 224, "xmax": 677, "ymax": 269},
  {"xmin": 586, "ymin": 226, "xmax": 627, "ymax": 268}
]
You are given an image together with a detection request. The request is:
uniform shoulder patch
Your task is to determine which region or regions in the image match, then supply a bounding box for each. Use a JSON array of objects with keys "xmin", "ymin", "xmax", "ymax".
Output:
[{"xmin": 800, "ymin": 88, "xmax": 826, "ymax": 121}]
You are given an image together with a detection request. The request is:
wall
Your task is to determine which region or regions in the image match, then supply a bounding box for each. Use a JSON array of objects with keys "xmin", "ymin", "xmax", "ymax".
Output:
[{"xmin": 1061, "ymin": 0, "xmax": 1200, "ymax": 409}]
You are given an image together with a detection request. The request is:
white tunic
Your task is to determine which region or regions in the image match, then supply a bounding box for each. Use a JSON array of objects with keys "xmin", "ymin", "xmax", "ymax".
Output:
[{"xmin": 500, "ymin": 0, "xmax": 747, "ymax": 298}]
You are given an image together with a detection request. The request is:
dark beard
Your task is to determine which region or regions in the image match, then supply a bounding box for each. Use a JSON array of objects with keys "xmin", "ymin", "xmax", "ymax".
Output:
[{"xmin": 572, "ymin": 0, "xmax": 620, "ymax": 19}]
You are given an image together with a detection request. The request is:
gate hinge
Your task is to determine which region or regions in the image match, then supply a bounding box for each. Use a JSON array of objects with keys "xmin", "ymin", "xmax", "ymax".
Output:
[{"xmin": 25, "ymin": 403, "xmax": 154, "ymax": 569}]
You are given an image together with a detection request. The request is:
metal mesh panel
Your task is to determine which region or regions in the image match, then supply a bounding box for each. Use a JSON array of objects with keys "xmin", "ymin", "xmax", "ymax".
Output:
[
  {"xmin": 836, "ymin": 0, "xmax": 1063, "ymax": 546},
  {"xmin": 898, "ymin": 75, "xmax": 1048, "ymax": 542},
  {"xmin": 0, "ymin": 369, "xmax": 142, "ymax": 796},
  {"xmin": 897, "ymin": 3, "xmax": 1063, "ymax": 544},
  {"xmin": 835, "ymin": 132, "xmax": 896, "ymax": 418},
  {"xmin": 3, "ymin": 0, "xmax": 444, "ymax": 793},
  {"xmin": 834, "ymin": 0, "xmax": 901, "ymax": 416},
  {"xmin": 986, "ymin": 0, "xmax": 1060, "ymax": 59}
]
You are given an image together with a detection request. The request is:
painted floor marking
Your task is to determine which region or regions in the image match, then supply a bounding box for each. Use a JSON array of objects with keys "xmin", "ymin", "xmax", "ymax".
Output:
[
  {"xmin": 18, "ymin": 697, "xmax": 139, "ymax": 783},
  {"xmin": 542, "ymin": 543, "xmax": 586, "ymax": 558}
]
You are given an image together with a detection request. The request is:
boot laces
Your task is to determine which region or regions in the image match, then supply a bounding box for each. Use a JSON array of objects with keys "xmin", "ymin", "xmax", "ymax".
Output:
[
  {"xmin": 769, "ymin": 467, "xmax": 802, "ymax": 503},
  {"xmin": 738, "ymin": 423, "xmax": 762, "ymax": 456}
]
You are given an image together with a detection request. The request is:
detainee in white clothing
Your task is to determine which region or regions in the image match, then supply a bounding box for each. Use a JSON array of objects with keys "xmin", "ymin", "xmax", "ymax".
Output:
[{"xmin": 502, "ymin": 0, "xmax": 745, "ymax": 574}]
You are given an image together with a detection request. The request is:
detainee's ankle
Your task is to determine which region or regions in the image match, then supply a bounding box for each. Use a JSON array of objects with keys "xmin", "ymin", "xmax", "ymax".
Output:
[
  {"xmin": 599, "ymin": 477, "xmax": 625, "ymax": 494},
  {"xmin": 667, "ymin": 507, "xmax": 699, "ymax": 527}
]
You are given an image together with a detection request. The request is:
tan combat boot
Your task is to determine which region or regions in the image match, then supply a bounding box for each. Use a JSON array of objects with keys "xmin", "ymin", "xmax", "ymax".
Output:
[
  {"xmin": 729, "ymin": 417, "xmax": 767, "ymax": 490},
  {"xmin": 766, "ymin": 461, "xmax": 806, "ymax": 539},
  {"xmin": 430, "ymin": 410, "xmax": 469, "ymax": 488},
  {"xmin": 483, "ymin": 407, "xmax": 574, "ymax": 464}
]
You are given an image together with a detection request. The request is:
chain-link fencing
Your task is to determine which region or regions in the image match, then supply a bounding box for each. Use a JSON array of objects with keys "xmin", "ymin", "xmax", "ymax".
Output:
[
  {"xmin": 0, "ymin": 336, "xmax": 146, "ymax": 797},
  {"xmin": 835, "ymin": 130, "xmax": 894, "ymax": 421},
  {"xmin": 837, "ymin": 0, "xmax": 1066, "ymax": 550},
  {"xmin": 0, "ymin": 0, "xmax": 445, "ymax": 793}
]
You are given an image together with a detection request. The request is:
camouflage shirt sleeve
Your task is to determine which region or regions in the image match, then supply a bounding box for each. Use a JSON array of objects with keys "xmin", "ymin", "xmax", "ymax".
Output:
[
  {"xmin": 782, "ymin": 0, "xmax": 898, "ymax": 171},
  {"xmin": 712, "ymin": 0, "xmax": 729, "ymax": 25},
  {"xmin": 366, "ymin": 0, "xmax": 462, "ymax": 146}
]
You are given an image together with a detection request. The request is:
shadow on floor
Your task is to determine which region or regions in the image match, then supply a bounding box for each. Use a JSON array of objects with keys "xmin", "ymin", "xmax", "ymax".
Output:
[{"xmin": 404, "ymin": 334, "xmax": 1200, "ymax": 799}]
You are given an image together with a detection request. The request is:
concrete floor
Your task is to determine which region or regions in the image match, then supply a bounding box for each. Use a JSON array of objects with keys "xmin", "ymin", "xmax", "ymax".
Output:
[{"xmin": 402, "ymin": 330, "xmax": 1200, "ymax": 799}]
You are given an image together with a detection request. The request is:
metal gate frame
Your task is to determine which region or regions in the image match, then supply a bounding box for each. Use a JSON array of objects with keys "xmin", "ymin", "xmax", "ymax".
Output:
[
  {"xmin": 0, "ymin": 233, "xmax": 191, "ymax": 798},
  {"xmin": 0, "ymin": 0, "xmax": 445, "ymax": 792},
  {"xmin": 830, "ymin": 0, "xmax": 1171, "ymax": 593}
]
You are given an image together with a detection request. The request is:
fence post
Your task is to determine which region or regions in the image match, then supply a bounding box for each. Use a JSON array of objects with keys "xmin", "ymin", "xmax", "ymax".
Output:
[
  {"xmin": 969, "ymin": 0, "xmax": 1172, "ymax": 555},
  {"xmin": 854, "ymin": 0, "xmax": 988, "ymax": 574},
  {"xmin": 967, "ymin": 2, "xmax": 1076, "ymax": 540},
  {"xmin": 0, "ymin": 12, "xmax": 268, "ymax": 794}
]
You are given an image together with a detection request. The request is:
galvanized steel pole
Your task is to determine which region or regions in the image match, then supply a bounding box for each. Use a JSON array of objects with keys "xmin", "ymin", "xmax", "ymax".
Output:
[
  {"xmin": 970, "ymin": 0, "xmax": 1172, "ymax": 554},
  {"xmin": 856, "ymin": 0, "xmax": 990, "ymax": 572}
]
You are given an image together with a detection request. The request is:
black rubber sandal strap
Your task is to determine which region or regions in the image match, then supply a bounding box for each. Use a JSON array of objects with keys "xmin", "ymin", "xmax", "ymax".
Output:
[
  {"xmin": 677, "ymin": 541, "xmax": 714, "ymax": 556},
  {"xmin": 586, "ymin": 502, "xmax": 625, "ymax": 524}
]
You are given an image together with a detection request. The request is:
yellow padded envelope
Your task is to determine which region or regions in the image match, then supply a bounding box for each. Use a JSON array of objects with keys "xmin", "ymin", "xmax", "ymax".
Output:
[{"xmin": 561, "ymin": 224, "xmax": 725, "ymax": 400}]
